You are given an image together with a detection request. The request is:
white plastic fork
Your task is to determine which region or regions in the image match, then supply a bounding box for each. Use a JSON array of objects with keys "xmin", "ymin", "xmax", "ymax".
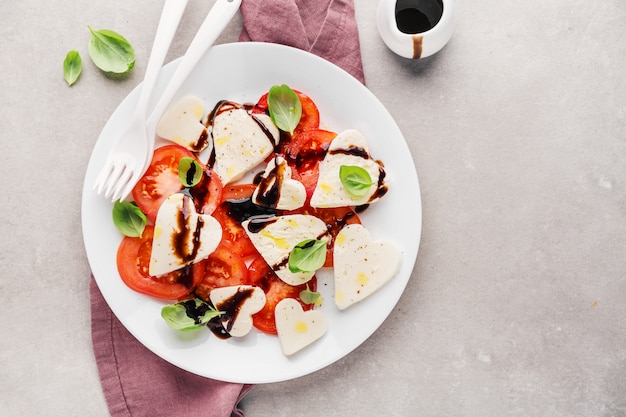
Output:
[
  {"xmin": 141, "ymin": 0, "xmax": 243, "ymax": 179},
  {"xmin": 94, "ymin": 0, "xmax": 243, "ymax": 202},
  {"xmin": 94, "ymin": 0, "xmax": 189, "ymax": 201}
]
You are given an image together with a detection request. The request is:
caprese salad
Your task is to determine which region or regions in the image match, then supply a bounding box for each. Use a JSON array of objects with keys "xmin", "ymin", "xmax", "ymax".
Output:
[{"xmin": 112, "ymin": 85, "xmax": 402, "ymax": 355}]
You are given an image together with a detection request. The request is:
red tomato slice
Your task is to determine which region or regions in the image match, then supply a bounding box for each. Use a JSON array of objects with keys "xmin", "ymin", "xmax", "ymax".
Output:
[
  {"xmin": 293, "ymin": 91, "xmax": 320, "ymax": 136},
  {"xmin": 221, "ymin": 183, "xmax": 258, "ymax": 201},
  {"xmin": 193, "ymin": 168, "xmax": 223, "ymax": 216},
  {"xmin": 250, "ymin": 93, "xmax": 268, "ymax": 114},
  {"xmin": 132, "ymin": 145, "xmax": 193, "ymax": 222},
  {"xmin": 131, "ymin": 145, "xmax": 222, "ymax": 222},
  {"xmin": 286, "ymin": 129, "xmax": 337, "ymax": 198},
  {"xmin": 116, "ymin": 225, "xmax": 199, "ymax": 300},
  {"xmin": 213, "ymin": 184, "xmax": 260, "ymax": 258},
  {"xmin": 193, "ymin": 240, "xmax": 251, "ymax": 302},
  {"xmin": 247, "ymin": 256, "xmax": 317, "ymax": 335}
]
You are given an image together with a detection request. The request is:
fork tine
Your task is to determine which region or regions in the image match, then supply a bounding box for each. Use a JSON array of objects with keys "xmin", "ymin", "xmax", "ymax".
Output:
[
  {"xmin": 93, "ymin": 160, "xmax": 114, "ymax": 195},
  {"xmin": 110, "ymin": 167, "xmax": 134, "ymax": 202},
  {"xmin": 102, "ymin": 161, "xmax": 126, "ymax": 200},
  {"xmin": 117, "ymin": 171, "xmax": 141, "ymax": 203}
]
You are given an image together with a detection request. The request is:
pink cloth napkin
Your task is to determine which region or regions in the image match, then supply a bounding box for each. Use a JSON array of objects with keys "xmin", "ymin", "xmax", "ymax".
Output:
[
  {"xmin": 239, "ymin": 0, "xmax": 365, "ymax": 84},
  {"xmin": 90, "ymin": 278, "xmax": 252, "ymax": 417},
  {"xmin": 90, "ymin": 1, "xmax": 364, "ymax": 416}
]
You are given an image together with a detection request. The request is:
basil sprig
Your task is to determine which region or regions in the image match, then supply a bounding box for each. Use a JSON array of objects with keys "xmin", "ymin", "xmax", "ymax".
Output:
[
  {"xmin": 161, "ymin": 299, "xmax": 222, "ymax": 332},
  {"xmin": 63, "ymin": 50, "xmax": 82, "ymax": 86},
  {"xmin": 339, "ymin": 165, "xmax": 373, "ymax": 196},
  {"xmin": 178, "ymin": 157, "xmax": 203, "ymax": 187},
  {"xmin": 299, "ymin": 284, "xmax": 322, "ymax": 306},
  {"xmin": 288, "ymin": 238, "xmax": 328, "ymax": 273},
  {"xmin": 267, "ymin": 84, "xmax": 302, "ymax": 135},
  {"xmin": 87, "ymin": 26, "xmax": 135, "ymax": 74},
  {"xmin": 112, "ymin": 201, "xmax": 146, "ymax": 237}
]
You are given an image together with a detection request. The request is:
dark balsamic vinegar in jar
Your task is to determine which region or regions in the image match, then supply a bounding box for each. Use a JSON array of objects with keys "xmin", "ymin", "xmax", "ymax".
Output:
[{"xmin": 395, "ymin": 0, "xmax": 444, "ymax": 34}]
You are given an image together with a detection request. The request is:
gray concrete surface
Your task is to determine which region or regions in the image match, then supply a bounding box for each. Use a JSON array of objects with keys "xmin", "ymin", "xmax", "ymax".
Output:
[{"xmin": 1, "ymin": 0, "xmax": 625, "ymax": 416}]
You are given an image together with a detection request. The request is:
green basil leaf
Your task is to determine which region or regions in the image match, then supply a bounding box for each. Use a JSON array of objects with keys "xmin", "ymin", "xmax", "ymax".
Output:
[
  {"xmin": 112, "ymin": 201, "xmax": 146, "ymax": 237},
  {"xmin": 87, "ymin": 26, "xmax": 135, "ymax": 74},
  {"xmin": 339, "ymin": 165, "xmax": 373, "ymax": 196},
  {"xmin": 299, "ymin": 284, "xmax": 322, "ymax": 306},
  {"xmin": 267, "ymin": 84, "xmax": 302, "ymax": 135},
  {"xmin": 63, "ymin": 50, "xmax": 82, "ymax": 86},
  {"xmin": 161, "ymin": 299, "xmax": 222, "ymax": 332},
  {"xmin": 178, "ymin": 157, "xmax": 203, "ymax": 187},
  {"xmin": 288, "ymin": 239, "xmax": 328, "ymax": 273}
]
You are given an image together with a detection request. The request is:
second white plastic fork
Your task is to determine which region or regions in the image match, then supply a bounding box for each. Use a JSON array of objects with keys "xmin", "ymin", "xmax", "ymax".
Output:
[{"xmin": 142, "ymin": 0, "xmax": 243, "ymax": 175}]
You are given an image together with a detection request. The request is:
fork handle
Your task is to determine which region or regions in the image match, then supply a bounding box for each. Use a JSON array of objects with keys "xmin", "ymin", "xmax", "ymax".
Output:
[
  {"xmin": 146, "ymin": 0, "xmax": 243, "ymax": 131},
  {"xmin": 134, "ymin": 0, "xmax": 190, "ymax": 118}
]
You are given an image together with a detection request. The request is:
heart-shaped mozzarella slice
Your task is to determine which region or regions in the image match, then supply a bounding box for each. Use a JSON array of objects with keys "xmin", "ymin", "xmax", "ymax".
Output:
[
  {"xmin": 275, "ymin": 298, "xmax": 327, "ymax": 355},
  {"xmin": 156, "ymin": 96, "xmax": 210, "ymax": 152},
  {"xmin": 333, "ymin": 224, "xmax": 402, "ymax": 310},
  {"xmin": 212, "ymin": 107, "xmax": 279, "ymax": 185},
  {"xmin": 242, "ymin": 214, "xmax": 329, "ymax": 286},
  {"xmin": 149, "ymin": 193, "xmax": 222, "ymax": 276},
  {"xmin": 310, "ymin": 129, "xmax": 388, "ymax": 208},
  {"xmin": 209, "ymin": 285, "xmax": 266, "ymax": 337},
  {"xmin": 252, "ymin": 156, "xmax": 306, "ymax": 210}
]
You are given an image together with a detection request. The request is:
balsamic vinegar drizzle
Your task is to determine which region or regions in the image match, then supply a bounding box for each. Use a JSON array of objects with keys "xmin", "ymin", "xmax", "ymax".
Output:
[
  {"xmin": 254, "ymin": 159, "xmax": 288, "ymax": 209},
  {"xmin": 223, "ymin": 197, "xmax": 277, "ymax": 224},
  {"xmin": 371, "ymin": 165, "xmax": 389, "ymax": 201},
  {"xmin": 245, "ymin": 216, "xmax": 278, "ymax": 233},
  {"xmin": 289, "ymin": 147, "xmax": 327, "ymax": 171},
  {"xmin": 187, "ymin": 129, "xmax": 209, "ymax": 153},
  {"xmin": 250, "ymin": 113, "xmax": 278, "ymax": 146},
  {"xmin": 176, "ymin": 266, "xmax": 196, "ymax": 289},
  {"xmin": 184, "ymin": 169, "xmax": 215, "ymax": 214},
  {"xmin": 298, "ymin": 239, "xmax": 317, "ymax": 250},
  {"xmin": 173, "ymin": 192, "xmax": 204, "ymax": 263},
  {"xmin": 328, "ymin": 145, "xmax": 369, "ymax": 159},
  {"xmin": 207, "ymin": 287, "xmax": 256, "ymax": 339},
  {"xmin": 182, "ymin": 299, "xmax": 212, "ymax": 325},
  {"xmin": 185, "ymin": 159, "xmax": 198, "ymax": 185}
]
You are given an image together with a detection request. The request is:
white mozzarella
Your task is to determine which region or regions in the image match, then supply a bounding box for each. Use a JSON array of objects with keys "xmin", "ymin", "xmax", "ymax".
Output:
[
  {"xmin": 212, "ymin": 107, "xmax": 279, "ymax": 184},
  {"xmin": 333, "ymin": 224, "xmax": 402, "ymax": 310},
  {"xmin": 310, "ymin": 129, "xmax": 387, "ymax": 208},
  {"xmin": 209, "ymin": 285, "xmax": 266, "ymax": 337},
  {"xmin": 149, "ymin": 193, "xmax": 222, "ymax": 276},
  {"xmin": 156, "ymin": 96, "xmax": 210, "ymax": 152},
  {"xmin": 252, "ymin": 156, "xmax": 306, "ymax": 210},
  {"xmin": 242, "ymin": 214, "xmax": 329, "ymax": 286},
  {"xmin": 275, "ymin": 298, "xmax": 327, "ymax": 355}
]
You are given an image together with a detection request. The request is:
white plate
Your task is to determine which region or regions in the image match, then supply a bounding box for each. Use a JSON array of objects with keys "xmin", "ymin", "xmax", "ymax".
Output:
[{"xmin": 82, "ymin": 42, "xmax": 422, "ymax": 383}]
